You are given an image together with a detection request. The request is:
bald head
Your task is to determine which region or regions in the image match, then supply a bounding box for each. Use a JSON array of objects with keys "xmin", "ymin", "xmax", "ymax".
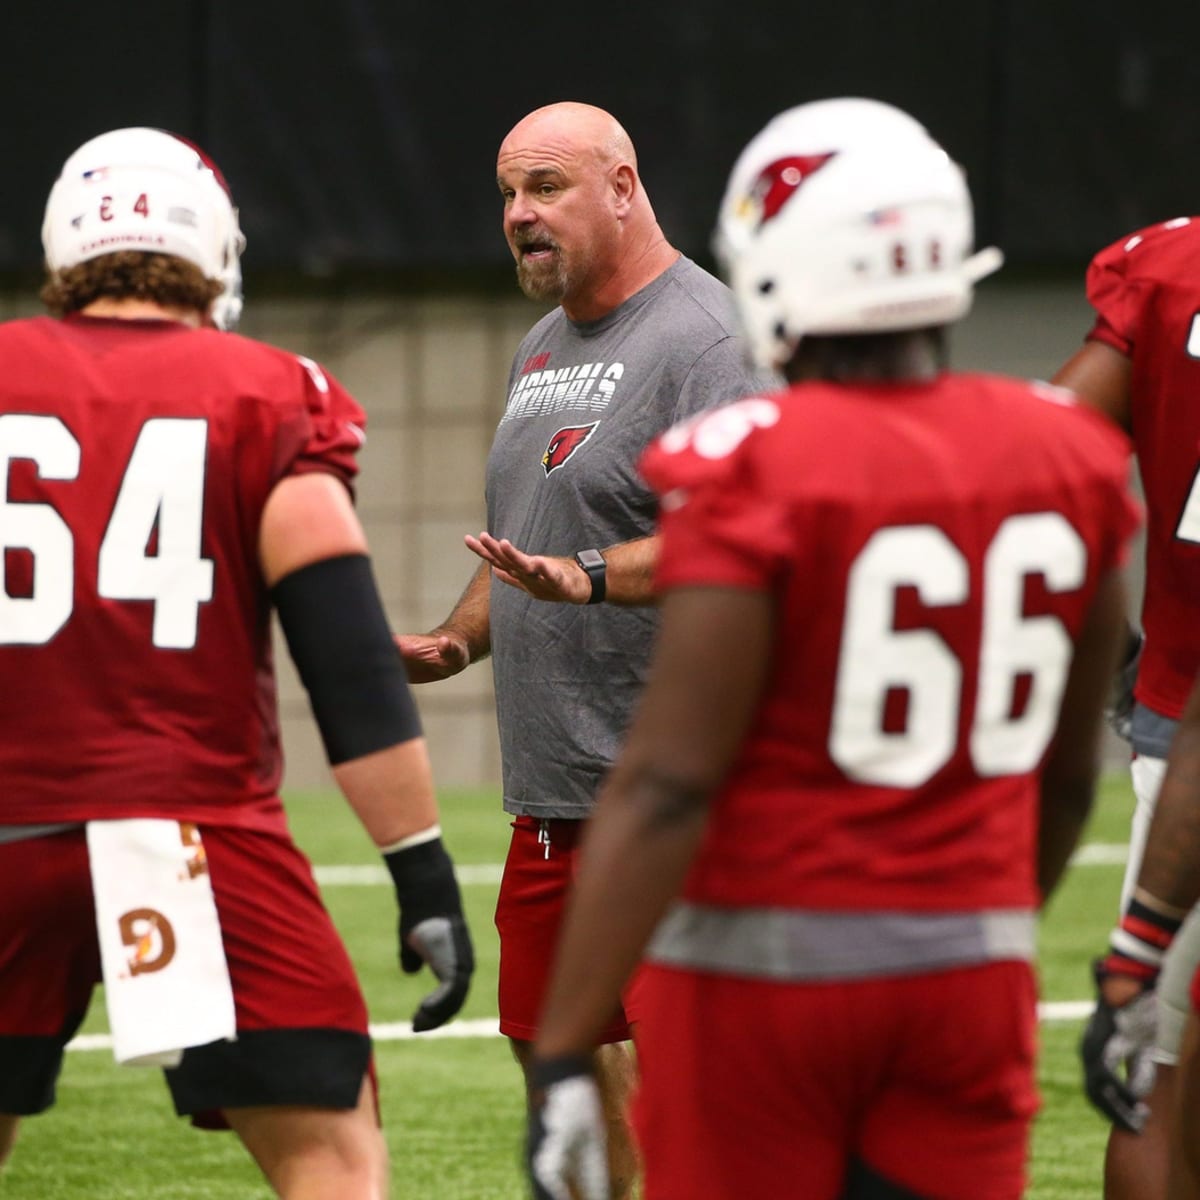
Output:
[{"xmin": 499, "ymin": 102, "xmax": 637, "ymax": 176}]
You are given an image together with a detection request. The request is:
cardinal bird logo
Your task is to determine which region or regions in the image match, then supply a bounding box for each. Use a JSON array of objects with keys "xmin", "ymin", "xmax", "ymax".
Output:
[
  {"xmin": 542, "ymin": 422, "xmax": 599, "ymax": 476},
  {"xmin": 738, "ymin": 153, "xmax": 837, "ymax": 231}
]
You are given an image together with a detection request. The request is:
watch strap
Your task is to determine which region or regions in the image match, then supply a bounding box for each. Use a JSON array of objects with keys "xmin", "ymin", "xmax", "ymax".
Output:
[{"xmin": 574, "ymin": 549, "xmax": 607, "ymax": 604}]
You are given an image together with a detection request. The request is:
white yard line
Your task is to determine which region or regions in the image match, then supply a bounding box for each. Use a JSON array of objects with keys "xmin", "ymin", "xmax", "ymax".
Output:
[
  {"xmin": 1038, "ymin": 1001, "xmax": 1094, "ymax": 1022},
  {"xmin": 315, "ymin": 864, "xmax": 504, "ymax": 886},
  {"xmin": 67, "ymin": 1019, "xmax": 503, "ymax": 1053},
  {"xmin": 66, "ymin": 1004, "xmax": 1094, "ymax": 1055},
  {"xmin": 314, "ymin": 845, "xmax": 1127, "ymax": 888},
  {"xmin": 1068, "ymin": 843, "xmax": 1129, "ymax": 866}
]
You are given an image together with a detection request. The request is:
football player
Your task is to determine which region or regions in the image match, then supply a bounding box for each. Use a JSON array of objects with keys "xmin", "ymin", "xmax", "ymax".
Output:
[
  {"xmin": 0, "ymin": 128, "xmax": 473, "ymax": 1197},
  {"xmin": 1060, "ymin": 214, "xmax": 1200, "ymax": 1200},
  {"xmin": 523, "ymin": 97, "xmax": 1138, "ymax": 1200}
]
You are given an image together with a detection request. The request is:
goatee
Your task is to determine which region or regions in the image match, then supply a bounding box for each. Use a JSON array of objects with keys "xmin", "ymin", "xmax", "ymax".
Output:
[{"xmin": 516, "ymin": 255, "xmax": 567, "ymax": 302}]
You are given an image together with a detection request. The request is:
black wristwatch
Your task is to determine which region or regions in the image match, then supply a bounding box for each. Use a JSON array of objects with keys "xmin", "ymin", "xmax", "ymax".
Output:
[{"xmin": 574, "ymin": 549, "xmax": 607, "ymax": 604}]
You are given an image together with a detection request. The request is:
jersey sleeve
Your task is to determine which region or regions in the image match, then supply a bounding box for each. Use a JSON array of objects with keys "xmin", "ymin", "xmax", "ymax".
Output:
[
  {"xmin": 640, "ymin": 401, "xmax": 796, "ymax": 591},
  {"xmin": 276, "ymin": 356, "xmax": 368, "ymax": 494},
  {"xmin": 1083, "ymin": 228, "xmax": 1156, "ymax": 357}
]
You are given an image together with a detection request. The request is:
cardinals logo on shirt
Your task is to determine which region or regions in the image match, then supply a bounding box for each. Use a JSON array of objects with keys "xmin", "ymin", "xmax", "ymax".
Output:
[
  {"xmin": 737, "ymin": 153, "xmax": 836, "ymax": 231},
  {"xmin": 542, "ymin": 423, "xmax": 599, "ymax": 475}
]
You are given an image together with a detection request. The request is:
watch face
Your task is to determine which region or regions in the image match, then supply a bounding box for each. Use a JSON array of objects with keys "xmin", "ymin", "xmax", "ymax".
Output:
[{"xmin": 575, "ymin": 549, "xmax": 606, "ymax": 603}]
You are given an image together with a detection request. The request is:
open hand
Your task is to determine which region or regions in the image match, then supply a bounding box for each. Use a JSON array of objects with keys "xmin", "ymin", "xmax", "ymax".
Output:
[{"xmin": 465, "ymin": 532, "xmax": 590, "ymax": 604}]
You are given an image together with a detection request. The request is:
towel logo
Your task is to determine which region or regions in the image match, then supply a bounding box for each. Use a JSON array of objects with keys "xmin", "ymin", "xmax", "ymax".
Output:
[
  {"xmin": 118, "ymin": 908, "xmax": 177, "ymax": 976},
  {"xmin": 180, "ymin": 822, "xmax": 208, "ymax": 879}
]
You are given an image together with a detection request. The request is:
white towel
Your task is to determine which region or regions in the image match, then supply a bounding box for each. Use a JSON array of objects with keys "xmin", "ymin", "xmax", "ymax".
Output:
[{"xmin": 87, "ymin": 819, "xmax": 237, "ymax": 1067}]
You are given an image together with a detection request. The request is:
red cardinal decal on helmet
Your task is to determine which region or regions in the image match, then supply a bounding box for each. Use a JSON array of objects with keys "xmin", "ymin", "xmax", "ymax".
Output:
[
  {"xmin": 747, "ymin": 153, "xmax": 836, "ymax": 229},
  {"xmin": 542, "ymin": 423, "xmax": 599, "ymax": 475}
]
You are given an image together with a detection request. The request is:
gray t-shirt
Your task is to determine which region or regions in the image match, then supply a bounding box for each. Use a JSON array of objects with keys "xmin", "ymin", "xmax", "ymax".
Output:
[{"xmin": 487, "ymin": 256, "xmax": 760, "ymax": 818}]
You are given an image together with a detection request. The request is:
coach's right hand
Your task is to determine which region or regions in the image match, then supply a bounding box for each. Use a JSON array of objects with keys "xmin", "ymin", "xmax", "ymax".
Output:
[{"xmin": 394, "ymin": 631, "xmax": 471, "ymax": 683}]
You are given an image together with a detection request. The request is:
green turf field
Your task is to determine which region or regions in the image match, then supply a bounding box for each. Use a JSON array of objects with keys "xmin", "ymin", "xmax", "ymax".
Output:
[{"xmin": 0, "ymin": 775, "xmax": 1137, "ymax": 1198}]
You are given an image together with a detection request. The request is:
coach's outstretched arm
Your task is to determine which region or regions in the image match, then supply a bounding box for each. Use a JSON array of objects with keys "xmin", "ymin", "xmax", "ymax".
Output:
[
  {"xmin": 395, "ymin": 563, "xmax": 491, "ymax": 683},
  {"xmin": 261, "ymin": 472, "xmax": 474, "ymax": 1031}
]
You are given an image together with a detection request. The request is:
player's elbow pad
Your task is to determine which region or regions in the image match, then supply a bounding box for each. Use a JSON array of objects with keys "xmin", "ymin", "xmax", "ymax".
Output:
[{"xmin": 271, "ymin": 553, "xmax": 422, "ymax": 765}]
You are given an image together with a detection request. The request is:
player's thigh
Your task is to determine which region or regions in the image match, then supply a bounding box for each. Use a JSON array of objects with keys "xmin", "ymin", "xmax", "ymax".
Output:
[
  {"xmin": 861, "ymin": 962, "xmax": 1037, "ymax": 1200},
  {"xmin": 0, "ymin": 830, "xmax": 99, "ymax": 1115},
  {"xmin": 203, "ymin": 825, "xmax": 367, "ymax": 1031},
  {"xmin": 632, "ymin": 965, "xmax": 850, "ymax": 1200},
  {"xmin": 165, "ymin": 826, "xmax": 372, "ymax": 1123}
]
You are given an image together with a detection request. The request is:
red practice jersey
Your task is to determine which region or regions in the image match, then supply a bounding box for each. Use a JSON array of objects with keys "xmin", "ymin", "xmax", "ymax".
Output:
[
  {"xmin": 0, "ymin": 315, "xmax": 366, "ymax": 832},
  {"xmin": 1084, "ymin": 217, "xmax": 1200, "ymax": 719},
  {"xmin": 640, "ymin": 375, "xmax": 1139, "ymax": 913}
]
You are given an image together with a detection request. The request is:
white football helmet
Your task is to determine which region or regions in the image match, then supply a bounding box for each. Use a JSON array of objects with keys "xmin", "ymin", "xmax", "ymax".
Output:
[
  {"xmin": 42, "ymin": 127, "xmax": 245, "ymax": 330},
  {"xmin": 714, "ymin": 98, "xmax": 1002, "ymax": 370}
]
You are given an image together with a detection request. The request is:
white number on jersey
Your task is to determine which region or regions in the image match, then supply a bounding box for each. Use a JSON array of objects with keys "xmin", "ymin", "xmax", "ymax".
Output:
[
  {"xmin": 830, "ymin": 527, "xmax": 965, "ymax": 787},
  {"xmin": 0, "ymin": 414, "xmax": 80, "ymax": 644},
  {"xmin": 829, "ymin": 513, "xmax": 1086, "ymax": 787},
  {"xmin": 658, "ymin": 397, "xmax": 781, "ymax": 459},
  {"xmin": 1, "ymin": 414, "xmax": 213, "ymax": 649},
  {"xmin": 1175, "ymin": 464, "xmax": 1200, "ymax": 546},
  {"xmin": 1171, "ymin": 315, "xmax": 1200, "ymax": 544},
  {"xmin": 98, "ymin": 419, "xmax": 214, "ymax": 648}
]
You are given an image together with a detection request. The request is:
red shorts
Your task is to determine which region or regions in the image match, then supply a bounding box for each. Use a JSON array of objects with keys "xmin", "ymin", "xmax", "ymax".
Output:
[
  {"xmin": 495, "ymin": 816, "xmax": 643, "ymax": 1043},
  {"xmin": 633, "ymin": 960, "xmax": 1038, "ymax": 1200},
  {"xmin": 0, "ymin": 825, "xmax": 372, "ymax": 1124}
]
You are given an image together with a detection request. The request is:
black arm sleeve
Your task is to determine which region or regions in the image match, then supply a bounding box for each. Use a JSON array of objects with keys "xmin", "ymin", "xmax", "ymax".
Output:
[{"xmin": 270, "ymin": 553, "xmax": 422, "ymax": 765}]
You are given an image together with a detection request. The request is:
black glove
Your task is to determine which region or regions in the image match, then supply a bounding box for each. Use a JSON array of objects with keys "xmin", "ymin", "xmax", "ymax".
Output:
[
  {"xmin": 383, "ymin": 837, "xmax": 474, "ymax": 1032},
  {"xmin": 526, "ymin": 1055, "xmax": 609, "ymax": 1200},
  {"xmin": 1106, "ymin": 628, "xmax": 1143, "ymax": 743},
  {"xmin": 1080, "ymin": 959, "xmax": 1157, "ymax": 1133}
]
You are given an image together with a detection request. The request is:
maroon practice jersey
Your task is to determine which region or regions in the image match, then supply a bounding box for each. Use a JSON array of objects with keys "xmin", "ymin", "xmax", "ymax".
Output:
[
  {"xmin": 1084, "ymin": 217, "xmax": 1200, "ymax": 719},
  {"xmin": 640, "ymin": 375, "xmax": 1139, "ymax": 912},
  {"xmin": 0, "ymin": 315, "xmax": 365, "ymax": 832}
]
